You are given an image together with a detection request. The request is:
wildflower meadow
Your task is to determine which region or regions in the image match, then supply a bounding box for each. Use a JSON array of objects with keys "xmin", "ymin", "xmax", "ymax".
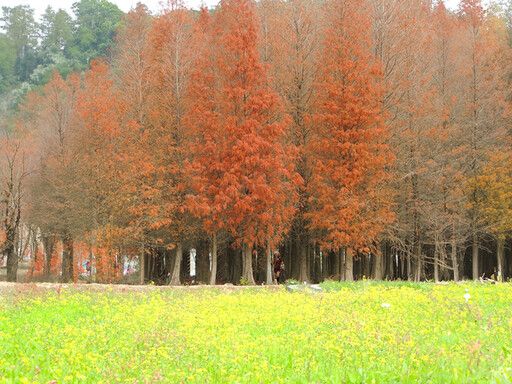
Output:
[{"xmin": 1, "ymin": 282, "xmax": 511, "ymax": 383}]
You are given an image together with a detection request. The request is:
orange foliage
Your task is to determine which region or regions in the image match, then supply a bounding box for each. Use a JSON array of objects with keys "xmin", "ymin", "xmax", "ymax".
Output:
[
  {"xmin": 13, "ymin": 0, "xmax": 512, "ymax": 284},
  {"xmin": 212, "ymin": 0, "xmax": 299, "ymax": 247},
  {"xmin": 307, "ymin": 0, "xmax": 393, "ymax": 250}
]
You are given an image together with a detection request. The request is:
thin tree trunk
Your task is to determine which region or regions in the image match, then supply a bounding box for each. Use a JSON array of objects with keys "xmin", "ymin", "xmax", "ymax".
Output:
[
  {"xmin": 451, "ymin": 234, "xmax": 459, "ymax": 282},
  {"xmin": 313, "ymin": 246, "xmax": 320, "ymax": 283},
  {"xmin": 43, "ymin": 235, "xmax": 55, "ymax": 279},
  {"xmin": 29, "ymin": 230, "xmax": 38, "ymax": 281},
  {"xmin": 400, "ymin": 251, "xmax": 405, "ymax": 280},
  {"xmin": 472, "ymin": 232, "xmax": 479, "ymax": 280},
  {"xmin": 266, "ymin": 240, "xmax": 273, "ymax": 285},
  {"xmin": 388, "ymin": 247, "xmax": 395, "ymax": 280},
  {"xmin": 210, "ymin": 232, "xmax": 218, "ymax": 285},
  {"xmin": 332, "ymin": 249, "xmax": 340, "ymax": 281},
  {"xmin": 150, "ymin": 249, "xmax": 155, "ymax": 281},
  {"xmin": 232, "ymin": 247, "xmax": 242, "ymax": 284},
  {"xmin": 345, "ymin": 247, "xmax": 354, "ymax": 282},
  {"xmin": 414, "ymin": 242, "xmax": 421, "ymax": 282},
  {"xmin": 307, "ymin": 246, "xmax": 312, "ymax": 282},
  {"xmin": 61, "ymin": 232, "xmax": 74, "ymax": 283},
  {"xmin": 322, "ymin": 250, "xmax": 328, "ymax": 281},
  {"xmin": 363, "ymin": 253, "xmax": 370, "ymax": 279},
  {"xmin": 374, "ymin": 243, "xmax": 383, "ymax": 281},
  {"xmin": 497, "ymin": 237, "xmax": 505, "ymax": 283},
  {"xmin": 196, "ymin": 239, "xmax": 209, "ymax": 283},
  {"xmin": 18, "ymin": 227, "xmax": 30, "ymax": 267},
  {"xmin": 298, "ymin": 235, "xmax": 308, "ymax": 283},
  {"xmin": 88, "ymin": 240, "xmax": 93, "ymax": 284},
  {"xmin": 406, "ymin": 249, "xmax": 412, "ymax": 281},
  {"xmin": 119, "ymin": 245, "xmax": 124, "ymax": 277},
  {"xmin": 434, "ymin": 236, "xmax": 440, "ymax": 283},
  {"xmin": 139, "ymin": 242, "xmax": 145, "ymax": 285},
  {"xmin": 169, "ymin": 242, "xmax": 183, "ymax": 286},
  {"xmin": 241, "ymin": 242, "xmax": 255, "ymax": 285},
  {"xmin": 6, "ymin": 241, "xmax": 17, "ymax": 282},
  {"xmin": 287, "ymin": 237, "xmax": 294, "ymax": 280},
  {"xmin": 5, "ymin": 204, "xmax": 20, "ymax": 282}
]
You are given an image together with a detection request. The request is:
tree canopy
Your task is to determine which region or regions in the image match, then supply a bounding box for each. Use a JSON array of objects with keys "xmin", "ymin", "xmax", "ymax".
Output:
[{"xmin": 1, "ymin": 0, "xmax": 512, "ymax": 285}]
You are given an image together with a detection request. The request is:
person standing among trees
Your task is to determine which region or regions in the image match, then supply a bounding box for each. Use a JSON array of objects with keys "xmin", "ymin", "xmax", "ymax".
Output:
[{"xmin": 273, "ymin": 252, "xmax": 285, "ymax": 284}]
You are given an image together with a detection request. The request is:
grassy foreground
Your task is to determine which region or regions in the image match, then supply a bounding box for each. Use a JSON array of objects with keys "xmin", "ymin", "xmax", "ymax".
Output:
[{"xmin": 0, "ymin": 282, "xmax": 511, "ymax": 383}]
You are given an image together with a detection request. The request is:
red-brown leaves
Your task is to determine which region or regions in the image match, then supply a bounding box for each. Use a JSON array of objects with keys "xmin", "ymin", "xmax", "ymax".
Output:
[{"xmin": 307, "ymin": 0, "xmax": 393, "ymax": 250}]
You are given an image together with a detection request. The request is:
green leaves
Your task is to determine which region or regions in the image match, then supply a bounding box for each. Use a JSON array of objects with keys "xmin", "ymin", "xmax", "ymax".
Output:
[{"xmin": 69, "ymin": 0, "xmax": 123, "ymax": 68}]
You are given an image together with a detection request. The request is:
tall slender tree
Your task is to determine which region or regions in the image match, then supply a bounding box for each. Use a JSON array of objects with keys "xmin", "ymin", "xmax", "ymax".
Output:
[
  {"xmin": 212, "ymin": 0, "xmax": 298, "ymax": 284},
  {"xmin": 149, "ymin": 0, "xmax": 196, "ymax": 285},
  {"xmin": 0, "ymin": 126, "xmax": 27, "ymax": 282},
  {"xmin": 186, "ymin": 8, "xmax": 225, "ymax": 285},
  {"xmin": 256, "ymin": 0, "xmax": 321, "ymax": 283},
  {"xmin": 308, "ymin": 0, "xmax": 393, "ymax": 282},
  {"xmin": 458, "ymin": 0, "xmax": 510, "ymax": 279},
  {"xmin": 25, "ymin": 72, "xmax": 81, "ymax": 282},
  {"xmin": 112, "ymin": 2, "xmax": 155, "ymax": 284},
  {"xmin": 73, "ymin": 59, "xmax": 125, "ymax": 281}
]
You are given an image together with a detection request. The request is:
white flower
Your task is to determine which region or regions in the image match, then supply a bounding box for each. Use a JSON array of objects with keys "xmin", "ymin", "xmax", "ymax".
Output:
[
  {"xmin": 463, "ymin": 293, "xmax": 471, "ymax": 301},
  {"xmin": 381, "ymin": 303, "xmax": 391, "ymax": 308}
]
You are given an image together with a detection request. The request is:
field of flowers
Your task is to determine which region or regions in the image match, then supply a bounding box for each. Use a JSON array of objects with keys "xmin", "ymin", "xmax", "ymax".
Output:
[{"xmin": 1, "ymin": 281, "xmax": 511, "ymax": 383}]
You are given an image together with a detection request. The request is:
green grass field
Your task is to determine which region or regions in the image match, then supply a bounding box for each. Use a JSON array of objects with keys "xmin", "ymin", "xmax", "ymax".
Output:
[{"xmin": 1, "ymin": 281, "xmax": 511, "ymax": 383}]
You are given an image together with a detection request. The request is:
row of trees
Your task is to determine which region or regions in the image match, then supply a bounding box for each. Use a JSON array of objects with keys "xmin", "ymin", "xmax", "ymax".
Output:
[{"xmin": 1, "ymin": 0, "xmax": 511, "ymax": 284}]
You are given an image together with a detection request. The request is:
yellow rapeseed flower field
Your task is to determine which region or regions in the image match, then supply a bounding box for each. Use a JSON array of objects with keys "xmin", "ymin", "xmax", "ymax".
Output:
[{"xmin": 0, "ymin": 282, "xmax": 511, "ymax": 383}]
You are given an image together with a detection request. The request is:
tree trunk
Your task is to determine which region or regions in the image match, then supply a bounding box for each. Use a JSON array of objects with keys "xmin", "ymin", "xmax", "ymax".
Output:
[
  {"xmin": 29, "ymin": 230, "xmax": 38, "ymax": 281},
  {"xmin": 5, "ymin": 200, "xmax": 21, "ymax": 282},
  {"xmin": 61, "ymin": 232, "xmax": 74, "ymax": 283},
  {"xmin": 169, "ymin": 241, "xmax": 183, "ymax": 286},
  {"xmin": 6, "ymin": 238, "xmax": 17, "ymax": 282},
  {"xmin": 43, "ymin": 235, "xmax": 55, "ymax": 279},
  {"xmin": 399, "ymin": 251, "xmax": 405, "ymax": 280},
  {"xmin": 231, "ymin": 247, "xmax": 241, "ymax": 284},
  {"xmin": 286, "ymin": 237, "xmax": 294, "ymax": 280},
  {"xmin": 497, "ymin": 237, "xmax": 505, "ymax": 283},
  {"xmin": 363, "ymin": 253, "xmax": 370, "ymax": 279},
  {"xmin": 332, "ymin": 249, "xmax": 340, "ymax": 280},
  {"xmin": 312, "ymin": 246, "xmax": 320, "ymax": 283},
  {"xmin": 88, "ymin": 240, "xmax": 93, "ymax": 284},
  {"xmin": 195, "ymin": 239, "xmax": 209, "ymax": 283},
  {"xmin": 322, "ymin": 250, "xmax": 328, "ymax": 280},
  {"xmin": 451, "ymin": 235, "xmax": 459, "ymax": 282},
  {"xmin": 209, "ymin": 232, "xmax": 218, "ymax": 285},
  {"xmin": 241, "ymin": 242, "xmax": 255, "ymax": 285},
  {"xmin": 472, "ymin": 232, "xmax": 479, "ymax": 280},
  {"xmin": 307, "ymin": 246, "xmax": 313, "ymax": 282},
  {"xmin": 388, "ymin": 247, "xmax": 395, "ymax": 280},
  {"xmin": 440, "ymin": 243, "xmax": 449, "ymax": 281},
  {"xmin": 434, "ymin": 237, "xmax": 440, "ymax": 283},
  {"xmin": 266, "ymin": 241, "xmax": 273, "ymax": 285},
  {"xmin": 139, "ymin": 242, "xmax": 145, "ymax": 285},
  {"xmin": 414, "ymin": 242, "xmax": 421, "ymax": 282},
  {"xmin": 345, "ymin": 247, "xmax": 354, "ymax": 282},
  {"xmin": 149, "ymin": 248, "xmax": 155, "ymax": 281},
  {"xmin": 180, "ymin": 248, "xmax": 189, "ymax": 282},
  {"xmin": 373, "ymin": 243, "xmax": 383, "ymax": 281},
  {"xmin": 298, "ymin": 235, "xmax": 308, "ymax": 283},
  {"xmin": 406, "ymin": 249, "xmax": 412, "ymax": 281}
]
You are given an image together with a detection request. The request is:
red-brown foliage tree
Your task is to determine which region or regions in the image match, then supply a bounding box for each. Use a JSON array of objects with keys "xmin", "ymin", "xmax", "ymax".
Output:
[
  {"xmin": 193, "ymin": 0, "xmax": 299, "ymax": 285},
  {"xmin": 308, "ymin": 0, "xmax": 393, "ymax": 281}
]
